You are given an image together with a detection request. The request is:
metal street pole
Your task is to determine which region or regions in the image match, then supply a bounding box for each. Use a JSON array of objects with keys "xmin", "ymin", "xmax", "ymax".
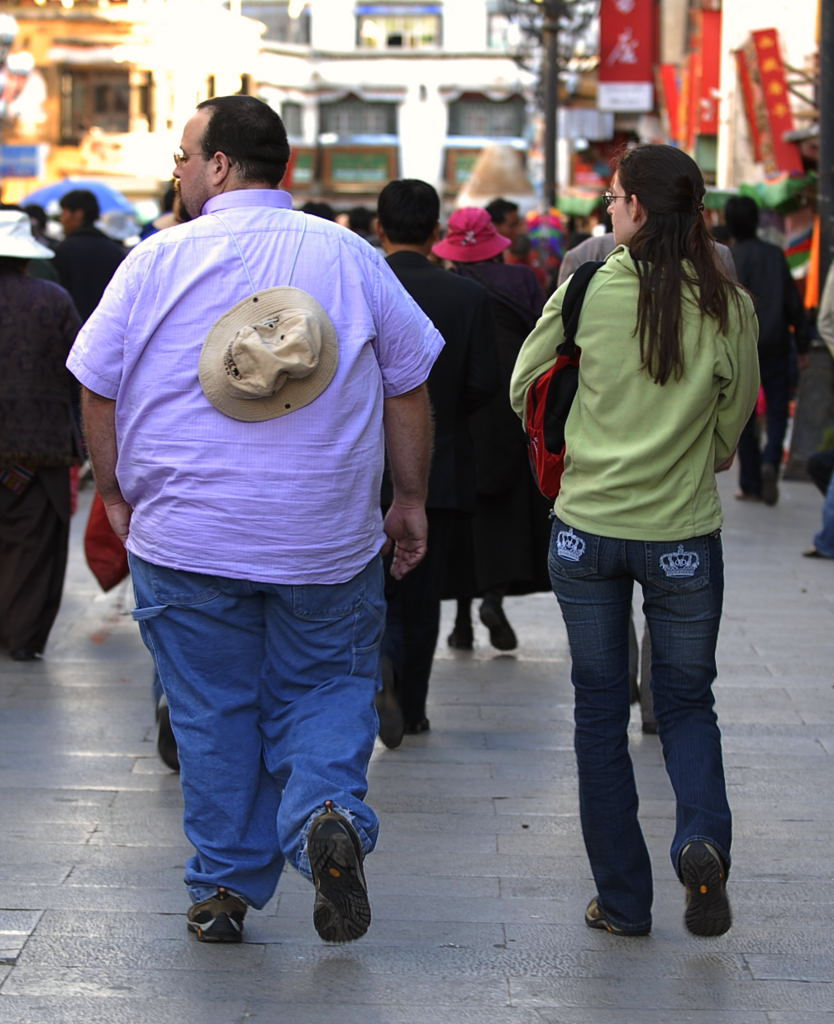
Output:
[
  {"xmin": 542, "ymin": 2, "xmax": 560, "ymax": 210},
  {"xmin": 819, "ymin": 0, "xmax": 834, "ymax": 292}
]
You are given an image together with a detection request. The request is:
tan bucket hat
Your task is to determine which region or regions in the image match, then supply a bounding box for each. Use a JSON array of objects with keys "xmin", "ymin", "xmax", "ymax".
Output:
[{"xmin": 198, "ymin": 286, "xmax": 339, "ymax": 422}]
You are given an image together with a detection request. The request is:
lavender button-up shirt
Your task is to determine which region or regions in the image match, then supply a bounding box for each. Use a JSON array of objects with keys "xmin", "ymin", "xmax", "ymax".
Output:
[{"xmin": 67, "ymin": 189, "xmax": 443, "ymax": 584}]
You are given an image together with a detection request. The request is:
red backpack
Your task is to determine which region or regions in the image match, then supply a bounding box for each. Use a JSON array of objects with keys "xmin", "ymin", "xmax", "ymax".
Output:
[{"xmin": 525, "ymin": 260, "xmax": 602, "ymax": 500}]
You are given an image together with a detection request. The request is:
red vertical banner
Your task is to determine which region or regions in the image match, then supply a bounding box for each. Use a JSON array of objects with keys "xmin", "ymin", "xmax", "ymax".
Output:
[
  {"xmin": 751, "ymin": 28, "xmax": 803, "ymax": 174},
  {"xmin": 696, "ymin": 9, "xmax": 721, "ymax": 135},
  {"xmin": 735, "ymin": 48, "xmax": 763, "ymax": 163},
  {"xmin": 658, "ymin": 63, "xmax": 681, "ymax": 142},
  {"xmin": 686, "ymin": 50, "xmax": 699, "ymax": 150},
  {"xmin": 598, "ymin": 0, "xmax": 657, "ymax": 112}
]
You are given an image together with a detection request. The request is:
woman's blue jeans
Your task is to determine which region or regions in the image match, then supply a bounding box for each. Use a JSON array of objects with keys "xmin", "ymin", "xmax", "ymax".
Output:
[
  {"xmin": 548, "ymin": 518, "xmax": 731, "ymax": 933},
  {"xmin": 129, "ymin": 553, "xmax": 385, "ymax": 910}
]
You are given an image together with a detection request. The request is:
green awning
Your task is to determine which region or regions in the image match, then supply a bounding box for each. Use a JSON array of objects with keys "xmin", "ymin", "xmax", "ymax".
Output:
[
  {"xmin": 703, "ymin": 188, "xmax": 736, "ymax": 211},
  {"xmin": 556, "ymin": 189, "xmax": 602, "ymax": 217},
  {"xmin": 739, "ymin": 173, "xmax": 816, "ymax": 213}
]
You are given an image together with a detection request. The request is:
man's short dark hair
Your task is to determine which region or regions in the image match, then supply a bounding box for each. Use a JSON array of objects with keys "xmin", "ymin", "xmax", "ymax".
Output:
[
  {"xmin": 724, "ymin": 195, "xmax": 759, "ymax": 241},
  {"xmin": 60, "ymin": 189, "xmax": 100, "ymax": 225},
  {"xmin": 348, "ymin": 205, "xmax": 375, "ymax": 234},
  {"xmin": 22, "ymin": 203, "xmax": 48, "ymax": 232},
  {"xmin": 376, "ymin": 179, "xmax": 439, "ymax": 246},
  {"xmin": 300, "ymin": 200, "xmax": 335, "ymax": 220},
  {"xmin": 485, "ymin": 197, "xmax": 519, "ymax": 226},
  {"xmin": 196, "ymin": 95, "xmax": 290, "ymax": 187}
]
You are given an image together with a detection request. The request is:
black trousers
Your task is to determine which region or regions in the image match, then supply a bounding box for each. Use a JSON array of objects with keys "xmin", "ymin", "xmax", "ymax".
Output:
[
  {"xmin": 0, "ymin": 467, "xmax": 70, "ymax": 654},
  {"xmin": 382, "ymin": 509, "xmax": 457, "ymax": 726}
]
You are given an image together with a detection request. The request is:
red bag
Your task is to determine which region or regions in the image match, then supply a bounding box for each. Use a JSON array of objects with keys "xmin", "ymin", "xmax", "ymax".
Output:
[
  {"xmin": 525, "ymin": 260, "xmax": 602, "ymax": 500},
  {"xmin": 526, "ymin": 346, "xmax": 580, "ymax": 500},
  {"xmin": 84, "ymin": 491, "xmax": 130, "ymax": 591}
]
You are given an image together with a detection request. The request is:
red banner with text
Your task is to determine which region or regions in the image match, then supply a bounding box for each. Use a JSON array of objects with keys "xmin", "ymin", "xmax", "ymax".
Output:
[{"xmin": 598, "ymin": 0, "xmax": 657, "ymax": 112}]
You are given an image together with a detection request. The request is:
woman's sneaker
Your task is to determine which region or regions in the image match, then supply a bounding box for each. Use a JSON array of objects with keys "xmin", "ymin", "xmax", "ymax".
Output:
[
  {"xmin": 680, "ymin": 841, "xmax": 732, "ymax": 936},
  {"xmin": 308, "ymin": 802, "xmax": 370, "ymax": 942},
  {"xmin": 187, "ymin": 887, "xmax": 247, "ymax": 943}
]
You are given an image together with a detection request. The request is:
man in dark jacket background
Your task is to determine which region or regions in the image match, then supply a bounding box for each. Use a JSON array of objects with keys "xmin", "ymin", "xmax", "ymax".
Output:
[
  {"xmin": 55, "ymin": 189, "xmax": 125, "ymax": 324},
  {"xmin": 725, "ymin": 195, "xmax": 809, "ymax": 506},
  {"xmin": 375, "ymin": 178, "xmax": 499, "ymax": 744}
]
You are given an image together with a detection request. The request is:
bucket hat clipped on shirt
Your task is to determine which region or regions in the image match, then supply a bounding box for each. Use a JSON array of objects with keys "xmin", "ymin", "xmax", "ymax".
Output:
[
  {"xmin": 0, "ymin": 210, "xmax": 55, "ymax": 260},
  {"xmin": 199, "ymin": 286, "xmax": 339, "ymax": 422},
  {"xmin": 431, "ymin": 206, "xmax": 511, "ymax": 263}
]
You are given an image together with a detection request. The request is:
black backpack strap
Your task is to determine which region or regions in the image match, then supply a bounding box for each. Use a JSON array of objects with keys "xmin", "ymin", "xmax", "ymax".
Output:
[{"xmin": 559, "ymin": 260, "xmax": 604, "ymax": 353}]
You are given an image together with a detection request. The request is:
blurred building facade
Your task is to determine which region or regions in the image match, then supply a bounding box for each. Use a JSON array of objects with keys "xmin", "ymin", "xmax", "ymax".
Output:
[
  {"xmin": 1, "ymin": 0, "xmax": 263, "ymax": 206},
  {"xmin": 1, "ymin": 0, "xmax": 537, "ymax": 209},
  {"xmin": 0, "ymin": 1, "xmax": 821, "ymax": 217}
]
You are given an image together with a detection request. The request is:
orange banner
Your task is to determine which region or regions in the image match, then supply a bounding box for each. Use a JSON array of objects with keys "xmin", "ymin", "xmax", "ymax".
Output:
[{"xmin": 735, "ymin": 48, "xmax": 763, "ymax": 163}]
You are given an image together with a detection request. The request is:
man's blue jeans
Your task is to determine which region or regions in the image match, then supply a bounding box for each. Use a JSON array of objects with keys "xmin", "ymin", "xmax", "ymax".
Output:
[
  {"xmin": 813, "ymin": 469, "xmax": 834, "ymax": 557},
  {"xmin": 548, "ymin": 518, "xmax": 731, "ymax": 933},
  {"xmin": 129, "ymin": 553, "xmax": 385, "ymax": 910}
]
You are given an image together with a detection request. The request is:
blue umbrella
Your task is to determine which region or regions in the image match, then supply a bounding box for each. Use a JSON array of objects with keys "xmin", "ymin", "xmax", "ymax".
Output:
[{"xmin": 21, "ymin": 178, "xmax": 136, "ymax": 215}]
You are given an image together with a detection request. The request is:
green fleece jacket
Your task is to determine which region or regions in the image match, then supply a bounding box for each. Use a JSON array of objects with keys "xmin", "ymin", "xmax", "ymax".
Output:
[{"xmin": 509, "ymin": 245, "xmax": 760, "ymax": 540}]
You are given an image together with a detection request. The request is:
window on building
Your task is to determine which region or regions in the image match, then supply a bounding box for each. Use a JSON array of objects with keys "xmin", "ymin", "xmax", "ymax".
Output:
[
  {"xmin": 486, "ymin": 1, "xmax": 522, "ymax": 50},
  {"xmin": 320, "ymin": 96, "xmax": 397, "ymax": 136},
  {"xmin": 59, "ymin": 68, "xmax": 130, "ymax": 144},
  {"xmin": 357, "ymin": 4, "xmax": 441, "ymax": 49},
  {"xmin": 281, "ymin": 101, "xmax": 303, "ymax": 137},
  {"xmin": 448, "ymin": 93, "xmax": 525, "ymax": 138},
  {"xmin": 241, "ymin": 1, "xmax": 311, "ymax": 44}
]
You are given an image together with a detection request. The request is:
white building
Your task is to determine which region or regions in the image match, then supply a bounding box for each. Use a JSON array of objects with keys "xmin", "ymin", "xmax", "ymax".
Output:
[{"xmin": 248, "ymin": 0, "xmax": 536, "ymax": 205}]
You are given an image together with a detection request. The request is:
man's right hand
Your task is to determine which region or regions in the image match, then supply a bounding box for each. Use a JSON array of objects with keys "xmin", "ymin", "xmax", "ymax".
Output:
[{"xmin": 382, "ymin": 502, "xmax": 428, "ymax": 579}]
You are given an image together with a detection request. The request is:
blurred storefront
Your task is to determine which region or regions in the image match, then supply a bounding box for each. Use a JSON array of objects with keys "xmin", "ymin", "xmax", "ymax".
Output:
[{"xmin": 0, "ymin": 0, "xmax": 263, "ymax": 211}]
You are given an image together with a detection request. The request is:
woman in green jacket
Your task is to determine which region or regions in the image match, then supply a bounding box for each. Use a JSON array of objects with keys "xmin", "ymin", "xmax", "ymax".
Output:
[{"xmin": 510, "ymin": 145, "xmax": 759, "ymax": 939}]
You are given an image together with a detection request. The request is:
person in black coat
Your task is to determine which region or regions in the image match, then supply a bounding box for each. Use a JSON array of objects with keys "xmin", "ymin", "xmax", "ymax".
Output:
[
  {"xmin": 725, "ymin": 196, "xmax": 810, "ymax": 506},
  {"xmin": 55, "ymin": 189, "xmax": 126, "ymax": 324},
  {"xmin": 376, "ymin": 179, "xmax": 499, "ymax": 743},
  {"xmin": 433, "ymin": 208, "xmax": 551, "ymax": 652}
]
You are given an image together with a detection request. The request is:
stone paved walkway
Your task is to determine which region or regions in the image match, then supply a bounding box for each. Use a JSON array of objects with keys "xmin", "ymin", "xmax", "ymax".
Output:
[{"xmin": 1, "ymin": 473, "xmax": 832, "ymax": 1023}]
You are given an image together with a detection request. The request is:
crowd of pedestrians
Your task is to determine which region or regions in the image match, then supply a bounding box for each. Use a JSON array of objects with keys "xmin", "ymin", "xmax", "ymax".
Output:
[{"xmin": 0, "ymin": 96, "xmax": 825, "ymax": 950}]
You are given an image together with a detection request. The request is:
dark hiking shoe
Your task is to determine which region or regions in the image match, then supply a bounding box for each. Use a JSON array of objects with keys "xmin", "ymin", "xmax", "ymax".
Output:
[
  {"xmin": 187, "ymin": 887, "xmax": 247, "ymax": 943},
  {"xmin": 761, "ymin": 463, "xmax": 779, "ymax": 506},
  {"xmin": 308, "ymin": 801, "xmax": 370, "ymax": 943},
  {"xmin": 479, "ymin": 599, "xmax": 517, "ymax": 651},
  {"xmin": 680, "ymin": 841, "xmax": 732, "ymax": 937},
  {"xmin": 447, "ymin": 621, "xmax": 474, "ymax": 650},
  {"xmin": 375, "ymin": 655, "xmax": 404, "ymax": 750},
  {"xmin": 584, "ymin": 897, "xmax": 650, "ymax": 937}
]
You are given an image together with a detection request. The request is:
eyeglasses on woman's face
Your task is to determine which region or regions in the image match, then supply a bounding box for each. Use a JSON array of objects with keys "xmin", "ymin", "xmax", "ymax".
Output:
[{"xmin": 602, "ymin": 191, "xmax": 628, "ymax": 210}]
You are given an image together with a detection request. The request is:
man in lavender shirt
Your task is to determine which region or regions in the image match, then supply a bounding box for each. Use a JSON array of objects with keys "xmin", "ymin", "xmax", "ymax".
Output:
[{"xmin": 67, "ymin": 96, "xmax": 443, "ymax": 945}]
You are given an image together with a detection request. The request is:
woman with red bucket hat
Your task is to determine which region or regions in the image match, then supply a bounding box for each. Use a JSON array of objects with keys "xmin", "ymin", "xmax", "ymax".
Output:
[{"xmin": 433, "ymin": 207, "xmax": 551, "ymax": 653}]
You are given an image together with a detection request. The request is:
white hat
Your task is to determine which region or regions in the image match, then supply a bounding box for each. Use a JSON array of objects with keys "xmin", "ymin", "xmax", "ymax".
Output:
[
  {"xmin": 0, "ymin": 210, "xmax": 55, "ymax": 260},
  {"xmin": 198, "ymin": 287, "xmax": 339, "ymax": 422}
]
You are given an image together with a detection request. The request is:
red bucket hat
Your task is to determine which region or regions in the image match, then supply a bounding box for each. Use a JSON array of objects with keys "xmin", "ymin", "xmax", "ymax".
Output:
[{"xmin": 432, "ymin": 207, "xmax": 511, "ymax": 263}]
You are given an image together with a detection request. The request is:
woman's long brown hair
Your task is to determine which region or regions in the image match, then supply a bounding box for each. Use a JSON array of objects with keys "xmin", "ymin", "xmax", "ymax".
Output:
[{"xmin": 616, "ymin": 144, "xmax": 739, "ymax": 386}]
